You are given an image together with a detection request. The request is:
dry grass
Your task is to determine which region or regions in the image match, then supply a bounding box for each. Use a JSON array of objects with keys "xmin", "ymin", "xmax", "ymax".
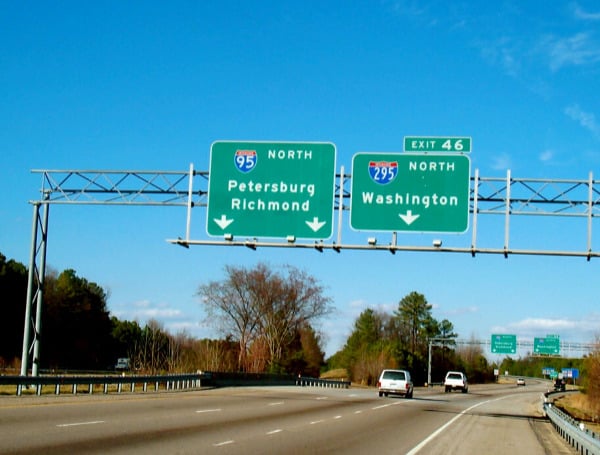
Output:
[
  {"xmin": 320, "ymin": 368, "xmax": 349, "ymax": 380},
  {"xmin": 554, "ymin": 393, "xmax": 600, "ymax": 433}
]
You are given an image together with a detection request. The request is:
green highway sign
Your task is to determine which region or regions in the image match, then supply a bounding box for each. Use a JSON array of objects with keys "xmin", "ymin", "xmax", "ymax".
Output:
[
  {"xmin": 534, "ymin": 335, "xmax": 560, "ymax": 355},
  {"xmin": 207, "ymin": 141, "xmax": 336, "ymax": 239},
  {"xmin": 491, "ymin": 334, "xmax": 517, "ymax": 354},
  {"xmin": 404, "ymin": 136, "xmax": 472, "ymax": 153},
  {"xmin": 350, "ymin": 153, "xmax": 471, "ymax": 232}
]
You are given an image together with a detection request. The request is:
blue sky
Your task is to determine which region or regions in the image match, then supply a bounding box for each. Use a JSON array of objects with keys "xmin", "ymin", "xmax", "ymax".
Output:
[{"xmin": 2, "ymin": 1, "xmax": 600, "ymax": 359}]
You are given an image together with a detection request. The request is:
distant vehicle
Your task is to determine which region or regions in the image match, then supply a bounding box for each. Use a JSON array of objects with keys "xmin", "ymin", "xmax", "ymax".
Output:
[
  {"xmin": 377, "ymin": 369, "xmax": 413, "ymax": 398},
  {"xmin": 444, "ymin": 371, "xmax": 468, "ymax": 393},
  {"xmin": 115, "ymin": 358, "xmax": 130, "ymax": 371},
  {"xmin": 554, "ymin": 378, "xmax": 566, "ymax": 392},
  {"xmin": 516, "ymin": 377, "xmax": 526, "ymax": 386}
]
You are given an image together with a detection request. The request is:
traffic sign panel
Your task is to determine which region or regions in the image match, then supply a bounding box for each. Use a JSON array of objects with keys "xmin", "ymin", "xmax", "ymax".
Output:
[
  {"xmin": 491, "ymin": 334, "xmax": 517, "ymax": 354},
  {"xmin": 207, "ymin": 141, "xmax": 336, "ymax": 239},
  {"xmin": 534, "ymin": 336, "xmax": 560, "ymax": 355},
  {"xmin": 404, "ymin": 136, "xmax": 472, "ymax": 153},
  {"xmin": 350, "ymin": 153, "xmax": 470, "ymax": 232}
]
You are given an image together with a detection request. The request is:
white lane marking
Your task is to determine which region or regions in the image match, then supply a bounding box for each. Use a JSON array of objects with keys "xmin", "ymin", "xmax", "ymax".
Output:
[
  {"xmin": 406, "ymin": 396, "xmax": 509, "ymax": 455},
  {"xmin": 310, "ymin": 420, "xmax": 324, "ymax": 425},
  {"xmin": 213, "ymin": 440, "xmax": 234, "ymax": 447},
  {"xmin": 268, "ymin": 401, "xmax": 284, "ymax": 406},
  {"xmin": 196, "ymin": 408, "xmax": 221, "ymax": 413},
  {"xmin": 372, "ymin": 401, "xmax": 402, "ymax": 410},
  {"xmin": 354, "ymin": 410, "xmax": 363, "ymax": 414},
  {"xmin": 316, "ymin": 396, "xmax": 328, "ymax": 400},
  {"xmin": 266, "ymin": 429, "xmax": 283, "ymax": 435},
  {"xmin": 334, "ymin": 415, "xmax": 342, "ymax": 419},
  {"xmin": 56, "ymin": 420, "xmax": 105, "ymax": 428}
]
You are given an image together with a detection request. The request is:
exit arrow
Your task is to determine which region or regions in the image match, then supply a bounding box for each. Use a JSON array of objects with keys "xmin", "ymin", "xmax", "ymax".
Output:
[
  {"xmin": 306, "ymin": 217, "xmax": 326, "ymax": 232},
  {"xmin": 214, "ymin": 215, "xmax": 234, "ymax": 230},
  {"xmin": 399, "ymin": 210, "xmax": 420, "ymax": 225}
]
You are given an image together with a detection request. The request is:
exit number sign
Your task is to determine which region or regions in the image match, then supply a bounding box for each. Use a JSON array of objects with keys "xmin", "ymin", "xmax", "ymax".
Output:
[{"xmin": 404, "ymin": 136, "xmax": 472, "ymax": 153}]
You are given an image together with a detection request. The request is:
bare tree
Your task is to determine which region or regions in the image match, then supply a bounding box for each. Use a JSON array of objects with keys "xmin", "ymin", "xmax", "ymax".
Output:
[
  {"xmin": 197, "ymin": 263, "xmax": 332, "ymax": 372},
  {"xmin": 198, "ymin": 265, "xmax": 261, "ymax": 371},
  {"xmin": 131, "ymin": 319, "xmax": 169, "ymax": 373},
  {"xmin": 254, "ymin": 265, "xmax": 331, "ymax": 371}
]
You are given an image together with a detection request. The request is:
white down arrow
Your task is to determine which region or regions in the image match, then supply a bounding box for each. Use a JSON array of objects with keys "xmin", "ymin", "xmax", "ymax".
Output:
[{"xmin": 399, "ymin": 210, "xmax": 420, "ymax": 225}]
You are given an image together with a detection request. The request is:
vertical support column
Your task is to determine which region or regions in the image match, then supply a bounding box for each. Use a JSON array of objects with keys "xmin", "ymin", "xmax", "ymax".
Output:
[
  {"xmin": 471, "ymin": 169, "xmax": 479, "ymax": 256},
  {"xmin": 504, "ymin": 169, "xmax": 511, "ymax": 257},
  {"xmin": 336, "ymin": 166, "xmax": 344, "ymax": 247},
  {"xmin": 427, "ymin": 341, "xmax": 432, "ymax": 387},
  {"xmin": 20, "ymin": 203, "xmax": 41, "ymax": 376},
  {"xmin": 32, "ymin": 200, "xmax": 50, "ymax": 377},
  {"xmin": 185, "ymin": 163, "xmax": 194, "ymax": 243},
  {"xmin": 587, "ymin": 171, "xmax": 593, "ymax": 260}
]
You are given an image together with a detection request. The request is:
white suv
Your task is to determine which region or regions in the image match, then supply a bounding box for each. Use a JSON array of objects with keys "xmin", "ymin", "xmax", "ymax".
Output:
[
  {"xmin": 444, "ymin": 371, "xmax": 468, "ymax": 393},
  {"xmin": 377, "ymin": 369, "xmax": 413, "ymax": 398}
]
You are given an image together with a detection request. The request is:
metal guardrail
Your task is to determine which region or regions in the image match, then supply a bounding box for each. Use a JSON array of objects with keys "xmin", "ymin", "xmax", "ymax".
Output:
[
  {"xmin": 0, "ymin": 372, "xmax": 350, "ymax": 397},
  {"xmin": 543, "ymin": 391, "xmax": 600, "ymax": 455},
  {"xmin": 0, "ymin": 373, "xmax": 207, "ymax": 396}
]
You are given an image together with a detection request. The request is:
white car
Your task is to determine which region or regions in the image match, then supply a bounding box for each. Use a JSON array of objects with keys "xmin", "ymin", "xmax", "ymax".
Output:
[
  {"xmin": 516, "ymin": 377, "xmax": 526, "ymax": 386},
  {"xmin": 444, "ymin": 371, "xmax": 468, "ymax": 393},
  {"xmin": 377, "ymin": 369, "xmax": 413, "ymax": 398}
]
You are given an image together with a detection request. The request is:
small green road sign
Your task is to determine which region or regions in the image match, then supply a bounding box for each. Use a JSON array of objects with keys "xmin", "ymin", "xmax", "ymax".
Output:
[
  {"xmin": 404, "ymin": 136, "xmax": 472, "ymax": 153},
  {"xmin": 534, "ymin": 336, "xmax": 560, "ymax": 355},
  {"xmin": 350, "ymin": 153, "xmax": 470, "ymax": 233},
  {"xmin": 491, "ymin": 334, "xmax": 517, "ymax": 354},
  {"xmin": 207, "ymin": 141, "xmax": 336, "ymax": 239}
]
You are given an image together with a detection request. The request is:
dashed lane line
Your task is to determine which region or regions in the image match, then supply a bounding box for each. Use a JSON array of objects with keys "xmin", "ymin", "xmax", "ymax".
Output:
[{"xmin": 56, "ymin": 420, "xmax": 105, "ymax": 428}]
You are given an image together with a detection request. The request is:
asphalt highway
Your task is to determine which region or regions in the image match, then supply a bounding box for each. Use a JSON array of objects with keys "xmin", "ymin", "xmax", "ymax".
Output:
[{"xmin": 0, "ymin": 380, "xmax": 575, "ymax": 454}]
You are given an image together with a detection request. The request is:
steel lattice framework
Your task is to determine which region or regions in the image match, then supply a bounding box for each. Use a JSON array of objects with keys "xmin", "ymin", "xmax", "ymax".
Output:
[{"xmin": 21, "ymin": 166, "xmax": 600, "ymax": 376}]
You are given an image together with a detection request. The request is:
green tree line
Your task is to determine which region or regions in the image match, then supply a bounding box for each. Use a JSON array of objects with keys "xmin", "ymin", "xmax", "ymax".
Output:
[{"xmin": 326, "ymin": 291, "xmax": 495, "ymax": 385}]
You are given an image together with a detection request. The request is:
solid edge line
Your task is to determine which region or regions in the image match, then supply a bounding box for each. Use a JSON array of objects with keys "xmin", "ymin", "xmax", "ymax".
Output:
[{"xmin": 405, "ymin": 396, "xmax": 507, "ymax": 455}]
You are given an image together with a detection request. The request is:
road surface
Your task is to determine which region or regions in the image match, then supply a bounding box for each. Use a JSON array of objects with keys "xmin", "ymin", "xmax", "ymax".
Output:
[{"xmin": 0, "ymin": 380, "xmax": 575, "ymax": 454}]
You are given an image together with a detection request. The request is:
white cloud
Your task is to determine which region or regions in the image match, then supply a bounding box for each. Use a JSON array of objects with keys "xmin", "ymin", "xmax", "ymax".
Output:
[
  {"xmin": 542, "ymin": 32, "xmax": 600, "ymax": 71},
  {"xmin": 479, "ymin": 37, "xmax": 521, "ymax": 77},
  {"xmin": 442, "ymin": 306, "xmax": 479, "ymax": 316},
  {"xmin": 572, "ymin": 3, "xmax": 600, "ymax": 21},
  {"xmin": 491, "ymin": 153, "xmax": 512, "ymax": 171},
  {"xmin": 388, "ymin": 0, "xmax": 428, "ymax": 19},
  {"xmin": 539, "ymin": 149, "xmax": 554, "ymax": 162},
  {"xmin": 495, "ymin": 314, "xmax": 600, "ymax": 343},
  {"xmin": 133, "ymin": 299, "xmax": 151, "ymax": 308},
  {"xmin": 510, "ymin": 317, "xmax": 576, "ymax": 331},
  {"xmin": 565, "ymin": 104, "xmax": 600, "ymax": 136},
  {"xmin": 112, "ymin": 299, "xmax": 186, "ymax": 324}
]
